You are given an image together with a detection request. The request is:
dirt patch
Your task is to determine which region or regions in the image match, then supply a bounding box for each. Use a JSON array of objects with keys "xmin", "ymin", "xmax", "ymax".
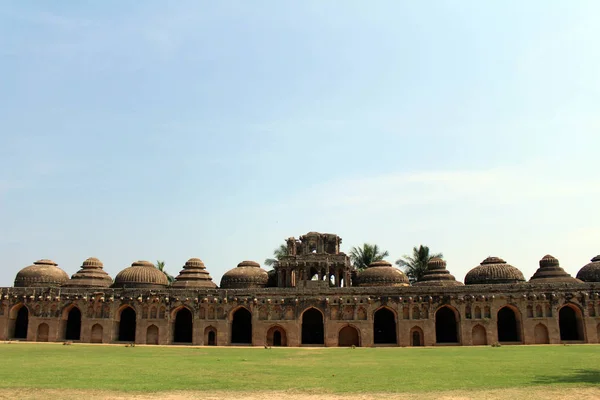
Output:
[{"xmin": 1, "ymin": 388, "xmax": 599, "ymax": 400}]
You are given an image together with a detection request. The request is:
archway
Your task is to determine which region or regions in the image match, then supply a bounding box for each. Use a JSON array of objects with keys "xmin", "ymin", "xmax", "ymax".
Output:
[
  {"xmin": 173, "ymin": 308, "xmax": 193, "ymax": 343},
  {"xmin": 65, "ymin": 307, "xmax": 82, "ymax": 341},
  {"xmin": 301, "ymin": 308, "xmax": 324, "ymax": 345},
  {"xmin": 435, "ymin": 306, "xmax": 459, "ymax": 344},
  {"xmin": 534, "ymin": 323, "xmax": 549, "ymax": 344},
  {"xmin": 559, "ymin": 305, "xmax": 584, "ymax": 341},
  {"xmin": 37, "ymin": 323, "xmax": 49, "ymax": 342},
  {"xmin": 373, "ymin": 307, "xmax": 397, "ymax": 344},
  {"xmin": 146, "ymin": 325, "xmax": 159, "ymax": 344},
  {"xmin": 338, "ymin": 325, "xmax": 360, "ymax": 347},
  {"xmin": 91, "ymin": 324, "xmax": 103, "ymax": 343},
  {"xmin": 497, "ymin": 306, "xmax": 521, "ymax": 342},
  {"xmin": 118, "ymin": 307, "xmax": 136, "ymax": 342},
  {"xmin": 205, "ymin": 326, "xmax": 217, "ymax": 345},
  {"xmin": 410, "ymin": 326, "xmax": 423, "ymax": 346},
  {"xmin": 266, "ymin": 325, "xmax": 287, "ymax": 346},
  {"xmin": 231, "ymin": 307, "xmax": 252, "ymax": 344},
  {"xmin": 13, "ymin": 305, "xmax": 29, "ymax": 339},
  {"xmin": 472, "ymin": 325, "xmax": 487, "ymax": 345}
]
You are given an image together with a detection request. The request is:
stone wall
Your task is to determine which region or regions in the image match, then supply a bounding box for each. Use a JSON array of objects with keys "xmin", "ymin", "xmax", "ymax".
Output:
[{"xmin": 1, "ymin": 283, "xmax": 599, "ymax": 346}]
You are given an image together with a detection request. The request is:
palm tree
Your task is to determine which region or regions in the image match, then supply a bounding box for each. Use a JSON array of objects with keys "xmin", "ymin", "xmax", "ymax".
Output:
[
  {"xmin": 155, "ymin": 260, "xmax": 175, "ymax": 283},
  {"xmin": 264, "ymin": 244, "xmax": 288, "ymax": 267},
  {"xmin": 395, "ymin": 245, "xmax": 443, "ymax": 284},
  {"xmin": 349, "ymin": 243, "xmax": 389, "ymax": 271}
]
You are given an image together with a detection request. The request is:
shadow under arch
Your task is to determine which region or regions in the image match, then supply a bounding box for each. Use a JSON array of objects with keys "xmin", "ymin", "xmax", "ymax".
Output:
[
  {"xmin": 10, "ymin": 303, "xmax": 29, "ymax": 340},
  {"xmin": 497, "ymin": 304, "xmax": 522, "ymax": 343},
  {"xmin": 558, "ymin": 303, "xmax": 585, "ymax": 341},
  {"xmin": 435, "ymin": 305, "xmax": 460, "ymax": 344},
  {"xmin": 230, "ymin": 306, "xmax": 252, "ymax": 344},
  {"xmin": 117, "ymin": 305, "xmax": 137, "ymax": 342},
  {"xmin": 266, "ymin": 325, "xmax": 288, "ymax": 346},
  {"xmin": 172, "ymin": 306, "xmax": 193, "ymax": 344},
  {"xmin": 373, "ymin": 306, "xmax": 397, "ymax": 345},
  {"xmin": 301, "ymin": 307, "xmax": 324, "ymax": 345}
]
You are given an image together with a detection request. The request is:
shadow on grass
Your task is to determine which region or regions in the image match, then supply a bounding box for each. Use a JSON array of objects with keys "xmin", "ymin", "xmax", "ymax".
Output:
[{"xmin": 533, "ymin": 369, "xmax": 600, "ymax": 385}]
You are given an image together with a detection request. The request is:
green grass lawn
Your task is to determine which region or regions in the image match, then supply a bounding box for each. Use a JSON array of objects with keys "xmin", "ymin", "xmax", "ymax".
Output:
[{"xmin": 0, "ymin": 343, "xmax": 598, "ymax": 393}]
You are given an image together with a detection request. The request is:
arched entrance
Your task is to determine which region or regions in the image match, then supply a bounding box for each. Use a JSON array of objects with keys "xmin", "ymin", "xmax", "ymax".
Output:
[
  {"xmin": 65, "ymin": 307, "xmax": 82, "ymax": 341},
  {"xmin": 410, "ymin": 326, "xmax": 423, "ymax": 346},
  {"xmin": 472, "ymin": 325, "xmax": 487, "ymax": 345},
  {"xmin": 37, "ymin": 323, "xmax": 49, "ymax": 342},
  {"xmin": 118, "ymin": 307, "xmax": 137, "ymax": 342},
  {"xmin": 301, "ymin": 308, "xmax": 324, "ymax": 345},
  {"xmin": 205, "ymin": 326, "xmax": 217, "ymax": 345},
  {"xmin": 338, "ymin": 325, "xmax": 360, "ymax": 347},
  {"xmin": 435, "ymin": 306, "xmax": 459, "ymax": 344},
  {"xmin": 231, "ymin": 307, "xmax": 252, "ymax": 344},
  {"xmin": 146, "ymin": 325, "xmax": 159, "ymax": 344},
  {"xmin": 91, "ymin": 324, "xmax": 103, "ymax": 343},
  {"xmin": 559, "ymin": 305, "xmax": 584, "ymax": 341},
  {"xmin": 266, "ymin": 326, "xmax": 287, "ymax": 346},
  {"xmin": 173, "ymin": 308, "xmax": 193, "ymax": 343},
  {"xmin": 373, "ymin": 307, "xmax": 397, "ymax": 344},
  {"xmin": 13, "ymin": 305, "xmax": 29, "ymax": 339},
  {"xmin": 534, "ymin": 323, "xmax": 549, "ymax": 344},
  {"xmin": 497, "ymin": 306, "xmax": 521, "ymax": 342}
]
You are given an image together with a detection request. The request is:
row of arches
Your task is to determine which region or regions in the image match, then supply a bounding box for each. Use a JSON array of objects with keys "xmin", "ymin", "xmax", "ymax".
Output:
[{"xmin": 7, "ymin": 303, "xmax": 587, "ymax": 345}]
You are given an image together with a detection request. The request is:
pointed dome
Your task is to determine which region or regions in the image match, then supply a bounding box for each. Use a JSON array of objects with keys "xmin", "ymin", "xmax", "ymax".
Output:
[
  {"xmin": 464, "ymin": 257, "xmax": 525, "ymax": 285},
  {"xmin": 64, "ymin": 257, "xmax": 113, "ymax": 288},
  {"xmin": 113, "ymin": 260, "xmax": 169, "ymax": 288},
  {"xmin": 14, "ymin": 259, "xmax": 69, "ymax": 287},
  {"xmin": 357, "ymin": 260, "xmax": 410, "ymax": 287},
  {"xmin": 529, "ymin": 255, "xmax": 581, "ymax": 283},
  {"xmin": 172, "ymin": 258, "xmax": 217, "ymax": 288},
  {"xmin": 220, "ymin": 260, "xmax": 268, "ymax": 289},
  {"xmin": 413, "ymin": 257, "xmax": 464, "ymax": 286},
  {"xmin": 576, "ymin": 255, "xmax": 600, "ymax": 282}
]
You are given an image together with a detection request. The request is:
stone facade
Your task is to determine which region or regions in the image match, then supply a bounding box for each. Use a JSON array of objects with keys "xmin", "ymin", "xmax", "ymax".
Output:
[{"xmin": 1, "ymin": 232, "xmax": 599, "ymax": 348}]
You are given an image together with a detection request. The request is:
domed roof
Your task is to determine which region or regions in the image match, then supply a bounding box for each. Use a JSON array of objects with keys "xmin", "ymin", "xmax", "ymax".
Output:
[
  {"xmin": 576, "ymin": 255, "xmax": 600, "ymax": 282},
  {"xmin": 172, "ymin": 258, "xmax": 217, "ymax": 288},
  {"xmin": 220, "ymin": 260, "xmax": 268, "ymax": 289},
  {"xmin": 64, "ymin": 257, "xmax": 113, "ymax": 288},
  {"xmin": 464, "ymin": 257, "xmax": 525, "ymax": 285},
  {"xmin": 357, "ymin": 260, "xmax": 410, "ymax": 287},
  {"xmin": 14, "ymin": 259, "xmax": 69, "ymax": 287},
  {"xmin": 413, "ymin": 257, "xmax": 464, "ymax": 286},
  {"xmin": 113, "ymin": 260, "xmax": 169, "ymax": 288},
  {"xmin": 529, "ymin": 255, "xmax": 581, "ymax": 283}
]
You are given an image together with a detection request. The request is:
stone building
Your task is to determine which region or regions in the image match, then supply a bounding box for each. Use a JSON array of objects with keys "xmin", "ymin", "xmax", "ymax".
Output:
[{"xmin": 1, "ymin": 232, "xmax": 599, "ymax": 348}]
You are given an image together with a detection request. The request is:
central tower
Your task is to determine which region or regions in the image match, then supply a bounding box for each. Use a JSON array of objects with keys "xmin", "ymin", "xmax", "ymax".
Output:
[{"xmin": 274, "ymin": 232, "xmax": 353, "ymax": 288}]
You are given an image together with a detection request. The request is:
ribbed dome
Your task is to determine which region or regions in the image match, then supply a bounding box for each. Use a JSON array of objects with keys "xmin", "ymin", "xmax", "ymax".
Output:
[
  {"xmin": 172, "ymin": 258, "xmax": 217, "ymax": 288},
  {"xmin": 464, "ymin": 257, "xmax": 525, "ymax": 285},
  {"xmin": 413, "ymin": 257, "xmax": 464, "ymax": 286},
  {"xmin": 14, "ymin": 259, "xmax": 69, "ymax": 288},
  {"xmin": 576, "ymin": 255, "xmax": 600, "ymax": 282},
  {"xmin": 64, "ymin": 257, "xmax": 113, "ymax": 288},
  {"xmin": 113, "ymin": 260, "xmax": 169, "ymax": 288},
  {"xmin": 357, "ymin": 260, "xmax": 410, "ymax": 287},
  {"xmin": 220, "ymin": 260, "xmax": 268, "ymax": 289},
  {"xmin": 529, "ymin": 255, "xmax": 581, "ymax": 283}
]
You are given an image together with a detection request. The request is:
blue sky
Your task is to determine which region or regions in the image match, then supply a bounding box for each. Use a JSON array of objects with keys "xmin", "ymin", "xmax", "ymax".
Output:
[{"xmin": 1, "ymin": 1, "xmax": 599, "ymax": 286}]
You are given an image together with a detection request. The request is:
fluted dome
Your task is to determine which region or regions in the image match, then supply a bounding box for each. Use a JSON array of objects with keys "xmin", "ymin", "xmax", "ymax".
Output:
[
  {"xmin": 464, "ymin": 257, "xmax": 525, "ymax": 285},
  {"xmin": 113, "ymin": 260, "xmax": 169, "ymax": 288},
  {"xmin": 413, "ymin": 257, "xmax": 464, "ymax": 286},
  {"xmin": 576, "ymin": 255, "xmax": 600, "ymax": 282},
  {"xmin": 172, "ymin": 258, "xmax": 217, "ymax": 288},
  {"xmin": 220, "ymin": 260, "xmax": 268, "ymax": 289},
  {"xmin": 64, "ymin": 257, "xmax": 113, "ymax": 288},
  {"xmin": 14, "ymin": 259, "xmax": 69, "ymax": 287},
  {"xmin": 529, "ymin": 255, "xmax": 581, "ymax": 283},
  {"xmin": 357, "ymin": 260, "xmax": 410, "ymax": 287}
]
